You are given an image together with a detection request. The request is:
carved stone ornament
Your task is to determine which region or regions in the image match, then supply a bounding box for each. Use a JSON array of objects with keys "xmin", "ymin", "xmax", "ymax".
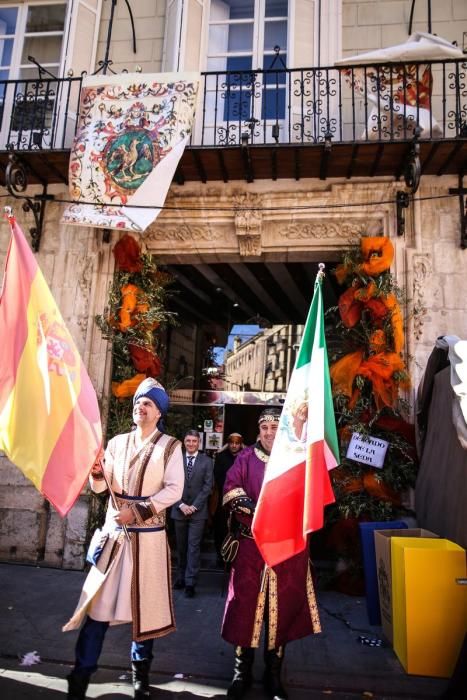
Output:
[
  {"xmin": 412, "ymin": 254, "xmax": 432, "ymax": 341},
  {"xmin": 284, "ymin": 220, "xmax": 367, "ymax": 240},
  {"xmin": 233, "ymin": 192, "xmax": 263, "ymax": 256},
  {"xmin": 145, "ymin": 224, "xmax": 223, "ymax": 243}
]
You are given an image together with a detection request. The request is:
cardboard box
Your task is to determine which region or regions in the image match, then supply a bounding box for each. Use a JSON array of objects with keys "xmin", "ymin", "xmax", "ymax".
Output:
[
  {"xmin": 359, "ymin": 521, "xmax": 408, "ymax": 625},
  {"xmin": 392, "ymin": 537, "xmax": 466, "ymax": 677},
  {"xmin": 374, "ymin": 528, "xmax": 438, "ymax": 644}
]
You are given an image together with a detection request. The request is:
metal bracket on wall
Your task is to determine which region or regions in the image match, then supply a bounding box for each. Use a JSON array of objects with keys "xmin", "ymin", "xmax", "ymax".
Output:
[
  {"xmin": 396, "ymin": 190, "xmax": 410, "ymax": 236},
  {"xmin": 404, "ymin": 128, "xmax": 421, "ymax": 194},
  {"xmin": 449, "ymin": 173, "xmax": 467, "ymax": 249},
  {"xmin": 5, "ymin": 152, "xmax": 55, "ymax": 252}
]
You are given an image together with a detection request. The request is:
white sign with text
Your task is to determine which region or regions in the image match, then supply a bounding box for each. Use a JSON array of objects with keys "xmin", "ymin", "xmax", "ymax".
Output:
[{"xmin": 346, "ymin": 432, "xmax": 389, "ymax": 468}]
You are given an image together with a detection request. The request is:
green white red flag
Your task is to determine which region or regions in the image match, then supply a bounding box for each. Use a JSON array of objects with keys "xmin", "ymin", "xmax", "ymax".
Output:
[{"xmin": 252, "ymin": 266, "xmax": 340, "ymax": 567}]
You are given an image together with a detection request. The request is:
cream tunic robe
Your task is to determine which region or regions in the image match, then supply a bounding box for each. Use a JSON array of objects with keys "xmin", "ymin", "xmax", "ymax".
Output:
[{"xmin": 63, "ymin": 429, "xmax": 184, "ymax": 641}]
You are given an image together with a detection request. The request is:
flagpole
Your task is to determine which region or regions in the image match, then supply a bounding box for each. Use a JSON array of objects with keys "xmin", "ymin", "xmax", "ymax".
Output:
[
  {"xmin": 316, "ymin": 262, "xmax": 326, "ymax": 282},
  {"xmin": 99, "ymin": 461, "xmax": 131, "ymax": 542}
]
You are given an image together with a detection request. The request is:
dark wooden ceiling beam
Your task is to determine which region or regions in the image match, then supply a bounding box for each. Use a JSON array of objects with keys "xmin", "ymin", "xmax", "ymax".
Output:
[
  {"xmin": 319, "ymin": 141, "xmax": 331, "ymax": 181},
  {"xmin": 191, "ymin": 150, "xmax": 207, "ymax": 183},
  {"xmin": 41, "ymin": 154, "xmax": 67, "ymax": 185},
  {"xmin": 437, "ymin": 142, "xmax": 463, "ymax": 176},
  {"xmin": 370, "ymin": 143, "xmax": 384, "ymax": 177},
  {"xmin": 170, "ymin": 295, "xmax": 220, "ymax": 325},
  {"xmin": 165, "ymin": 266, "xmax": 213, "ymax": 306},
  {"xmin": 421, "ymin": 142, "xmax": 441, "ymax": 174},
  {"xmin": 265, "ymin": 263, "xmax": 308, "ymax": 317},
  {"xmin": 346, "ymin": 144, "xmax": 359, "ymax": 179},
  {"xmin": 294, "ymin": 147, "xmax": 300, "ymax": 180},
  {"xmin": 216, "ymin": 150, "xmax": 229, "ymax": 183},
  {"xmin": 196, "ymin": 263, "xmax": 256, "ymax": 317},
  {"xmin": 230, "ymin": 264, "xmax": 286, "ymax": 321}
]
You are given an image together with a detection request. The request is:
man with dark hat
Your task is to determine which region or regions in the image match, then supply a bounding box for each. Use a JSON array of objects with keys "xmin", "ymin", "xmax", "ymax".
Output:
[
  {"xmin": 222, "ymin": 407, "xmax": 321, "ymax": 700},
  {"xmin": 63, "ymin": 378, "xmax": 184, "ymax": 699}
]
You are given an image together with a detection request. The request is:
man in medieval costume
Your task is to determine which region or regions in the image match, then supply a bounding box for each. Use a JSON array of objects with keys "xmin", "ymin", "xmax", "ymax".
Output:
[
  {"xmin": 222, "ymin": 407, "xmax": 321, "ymax": 700},
  {"xmin": 63, "ymin": 378, "xmax": 184, "ymax": 700}
]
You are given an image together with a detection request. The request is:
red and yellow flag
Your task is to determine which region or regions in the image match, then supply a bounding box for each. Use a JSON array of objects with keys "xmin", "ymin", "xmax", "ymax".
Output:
[{"xmin": 0, "ymin": 214, "xmax": 102, "ymax": 516}]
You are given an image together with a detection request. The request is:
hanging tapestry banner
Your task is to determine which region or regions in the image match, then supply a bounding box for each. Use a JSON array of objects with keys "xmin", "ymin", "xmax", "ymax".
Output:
[{"xmin": 62, "ymin": 72, "xmax": 199, "ymax": 231}]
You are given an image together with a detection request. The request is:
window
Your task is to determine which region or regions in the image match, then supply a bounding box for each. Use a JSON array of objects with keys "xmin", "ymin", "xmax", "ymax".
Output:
[
  {"xmin": 206, "ymin": 0, "xmax": 288, "ymax": 131},
  {"xmin": 0, "ymin": 2, "xmax": 67, "ymax": 145}
]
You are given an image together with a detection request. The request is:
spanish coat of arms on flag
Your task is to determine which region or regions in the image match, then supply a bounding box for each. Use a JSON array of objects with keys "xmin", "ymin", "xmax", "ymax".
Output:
[{"xmin": 62, "ymin": 72, "xmax": 199, "ymax": 231}]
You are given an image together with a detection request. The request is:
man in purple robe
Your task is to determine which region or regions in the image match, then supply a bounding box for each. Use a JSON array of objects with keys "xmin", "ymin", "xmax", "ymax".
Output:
[{"xmin": 222, "ymin": 407, "xmax": 321, "ymax": 700}]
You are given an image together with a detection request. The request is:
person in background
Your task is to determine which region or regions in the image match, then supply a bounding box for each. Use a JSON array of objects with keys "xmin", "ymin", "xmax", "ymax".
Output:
[
  {"xmin": 63, "ymin": 378, "xmax": 184, "ymax": 700},
  {"xmin": 221, "ymin": 408, "xmax": 321, "ymax": 700},
  {"xmin": 171, "ymin": 429, "xmax": 213, "ymax": 597},
  {"xmin": 212, "ymin": 433, "xmax": 244, "ymax": 566}
]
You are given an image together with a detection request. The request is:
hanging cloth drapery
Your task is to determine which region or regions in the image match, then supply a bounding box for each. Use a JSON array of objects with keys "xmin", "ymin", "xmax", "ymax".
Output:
[{"xmin": 62, "ymin": 72, "xmax": 199, "ymax": 231}]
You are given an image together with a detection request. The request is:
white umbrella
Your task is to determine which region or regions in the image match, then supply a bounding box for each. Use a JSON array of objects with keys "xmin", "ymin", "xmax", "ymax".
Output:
[{"xmin": 335, "ymin": 32, "xmax": 464, "ymax": 65}]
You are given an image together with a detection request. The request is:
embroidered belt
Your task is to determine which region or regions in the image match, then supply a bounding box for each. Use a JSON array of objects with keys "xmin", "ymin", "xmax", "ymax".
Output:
[
  {"xmin": 114, "ymin": 492, "xmax": 151, "ymax": 501},
  {"xmin": 116, "ymin": 526, "xmax": 165, "ymax": 533}
]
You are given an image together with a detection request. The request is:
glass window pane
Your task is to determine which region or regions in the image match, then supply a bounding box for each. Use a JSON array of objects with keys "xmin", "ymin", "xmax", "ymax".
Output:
[
  {"xmin": 208, "ymin": 24, "xmax": 230, "ymax": 54},
  {"xmin": 265, "ymin": 0, "xmax": 288, "ymax": 17},
  {"xmin": 210, "ymin": 0, "xmax": 254, "ymax": 21},
  {"xmin": 206, "ymin": 56, "xmax": 228, "ymax": 72},
  {"xmin": 264, "ymin": 20, "xmax": 287, "ymax": 52},
  {"xmin": 0, "ymin": 39, "xmax": 14, "ymax": 68},
  {"xmin": 227, "ymin": 55, "xmax": 253, "ymax": 74},
  {"xmin": 0, "ymin": 8, "xmax": 18, "ymax": 35},
  {"xmin": 263, "ymin": 52, "xmax": 287, "ymax": 73},
  {"xmin": 262, "ymin": 87, "xmax": 285, "ymax": 119},
  {"xmin": 22, "ymin": 36, "xmax": 63, "ymax": 66},
  {"xmin": 26, "ymin": 4, "xmax": 66, "ymax": 32},
  {"xmin": 228, "ymin": 23, "xmax": 253, "ymax": 52}
]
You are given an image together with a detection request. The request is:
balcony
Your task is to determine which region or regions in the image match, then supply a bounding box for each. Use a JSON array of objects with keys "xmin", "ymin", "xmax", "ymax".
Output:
[{"xmin": 0, "ymin": 59, "xmax": 466, "ymax": 186}]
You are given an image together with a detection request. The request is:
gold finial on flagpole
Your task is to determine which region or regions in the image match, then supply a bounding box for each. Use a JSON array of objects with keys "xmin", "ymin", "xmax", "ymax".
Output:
[
  {"xmin": 4, "ymin": 206, "xmax": 13, "ymax": 218},
  {"xmin": 316, "ymin": 262, "xmax": 326, "ymax": 282}
]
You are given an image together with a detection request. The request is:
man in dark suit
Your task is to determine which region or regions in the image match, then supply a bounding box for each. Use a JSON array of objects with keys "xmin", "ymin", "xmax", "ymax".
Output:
[{"xmin": 171, "ymin": 429, "xmax": 213, "ymax": 597}]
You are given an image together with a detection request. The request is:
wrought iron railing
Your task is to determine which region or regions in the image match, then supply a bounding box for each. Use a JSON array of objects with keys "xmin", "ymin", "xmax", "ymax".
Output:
[
  {"xmin": 0, "ymin": 75, "xmax": 83, "ymax": 151},
  {"xmin": 0, "ymin": 59, "xmax": 465, "ymax": 152}
]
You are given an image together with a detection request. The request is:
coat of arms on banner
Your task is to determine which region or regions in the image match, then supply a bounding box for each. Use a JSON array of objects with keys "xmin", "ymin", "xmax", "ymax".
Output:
[{"xmin": 62, "ymin": 72, "xmax": 199, "ymax": 231}]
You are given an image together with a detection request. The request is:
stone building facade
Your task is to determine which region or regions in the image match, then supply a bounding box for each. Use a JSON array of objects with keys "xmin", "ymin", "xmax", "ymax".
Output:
[{"xmin": 0, "ymin": 0, "xmax": 466, "ymax": 567}]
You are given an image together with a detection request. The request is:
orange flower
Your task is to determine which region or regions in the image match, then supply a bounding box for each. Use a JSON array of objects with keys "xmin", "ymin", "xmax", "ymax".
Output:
[
  {"xmin": 112, "ymin": 373, "xmax": 146, "ymax": 398},
  {"xmin": 363, "ymin": 471, "xmax": 400, "ymax": 504},
  {"xmin": 119, "ymin": 284, "xmax": 139, "ymax": 330},
  {"xmin": 369, "ymin": 329, "xmax": 386, "ymax": 354},
  {"xmin": 330, "ymin": 350, "xmax": 364, "ymax": 397},
  {"xmin": 338, "ymin": 286, "xmax": 362, "ymax": 328},
  {"xmin": 113, "ymin": 234, "xmax": 142, "ymax": 272},
  {"xmin": 359, "ymin": 237, "xmax": 394, "ymax": 277}
]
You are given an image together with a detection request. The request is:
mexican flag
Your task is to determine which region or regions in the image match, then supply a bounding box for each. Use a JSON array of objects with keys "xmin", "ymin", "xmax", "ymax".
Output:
[{"xmin": 252, "ymin": 267, "xmax": 340, "ymax": 567}]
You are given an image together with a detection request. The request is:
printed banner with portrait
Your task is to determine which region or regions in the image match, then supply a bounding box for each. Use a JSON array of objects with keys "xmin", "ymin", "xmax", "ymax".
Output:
[{"xmin": 62, "ymin": 72, "xmax": 199, "ymax": 231}]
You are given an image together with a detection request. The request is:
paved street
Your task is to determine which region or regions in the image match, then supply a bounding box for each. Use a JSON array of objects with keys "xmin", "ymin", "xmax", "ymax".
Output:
[{"xmin": 0, "ymin": 562, "xmax": 448, "ymax": 699}]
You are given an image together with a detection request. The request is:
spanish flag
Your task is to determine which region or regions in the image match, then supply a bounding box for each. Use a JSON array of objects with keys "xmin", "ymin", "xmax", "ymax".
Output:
[{"xmin": 0, "ymin": 214, "xmax": 102, "ymax": 516}]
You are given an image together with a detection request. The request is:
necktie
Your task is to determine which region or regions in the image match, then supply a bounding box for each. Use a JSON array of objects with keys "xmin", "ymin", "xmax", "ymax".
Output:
[{"xmin": 187, "ymin": 455, "xmax": 194, "ymax": 479}]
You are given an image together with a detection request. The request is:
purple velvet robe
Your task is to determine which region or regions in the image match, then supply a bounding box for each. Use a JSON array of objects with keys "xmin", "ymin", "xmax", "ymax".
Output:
[{"xmin": 221, "ymin": 445, "xmax": 321, "ymax": 649}]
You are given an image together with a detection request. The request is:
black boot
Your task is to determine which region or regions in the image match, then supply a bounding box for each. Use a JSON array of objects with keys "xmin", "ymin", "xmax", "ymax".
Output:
[
  {"xmin": 131, "ymin": 659, "xmax": 151, "ymax": 698},
  {"xmin": 227, "ymin": 646, "xmax": 255, "ymax": 699},
  {"xmin": 263, "ymin": 647, "xmax": 288, "ymax": 700},
  {"xmin": 66, "ymin": 671, "xmax": 90, "ymax": 700}
]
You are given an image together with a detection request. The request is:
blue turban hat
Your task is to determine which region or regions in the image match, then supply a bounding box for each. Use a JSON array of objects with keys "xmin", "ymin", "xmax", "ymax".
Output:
[{"xmin": 133, "ymin": 378, "xmax": 170, "ymax": 431}]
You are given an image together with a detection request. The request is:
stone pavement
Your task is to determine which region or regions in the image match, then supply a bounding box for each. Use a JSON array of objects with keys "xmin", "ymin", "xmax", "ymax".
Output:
[{"xmin": 0, "ymin": 562, "xmax": 449, "ymax": 699}]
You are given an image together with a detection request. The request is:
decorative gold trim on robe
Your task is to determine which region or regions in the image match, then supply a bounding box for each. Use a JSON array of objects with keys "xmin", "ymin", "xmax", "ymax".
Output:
[
  {"xmin": 267, "ymin": 567, "xmax": 279, "ymax": 650},
  {"xmin": 306, "ymin": 563, "xmax": 321, "ymax": 633},
  {"xmin": 250, "ymin": 566, "xmax": 269, "ymax": 648},
  {"xmin": 223, "ymin": 487, "xmax": 247, "ymax": 506}
]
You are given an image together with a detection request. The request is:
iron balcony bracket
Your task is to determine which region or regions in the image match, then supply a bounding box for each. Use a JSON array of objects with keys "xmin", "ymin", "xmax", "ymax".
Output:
[
  {"xmin": 404, "ymin": 128, "xmax": 421, "ymax": 194},
  {"xmin": 5, "ymin": 152, "xmax": 55, "ymax": 252},
  {"xmin": 396, "ymin": 190, "xmax": 410, "ymax": 236},
  {"xmin": 449, "ymin": 173, "xmax": 467, "ymax": 249}
]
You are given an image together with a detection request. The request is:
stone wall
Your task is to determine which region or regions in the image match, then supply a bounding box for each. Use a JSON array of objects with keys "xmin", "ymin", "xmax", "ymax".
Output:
[
  {"xmin": 96, "ymin": 0, "xmax": 166, "ymax": 74},
  {"xmin": 342, "ymin": 0, "xmax": 466, "ymax": 56}
]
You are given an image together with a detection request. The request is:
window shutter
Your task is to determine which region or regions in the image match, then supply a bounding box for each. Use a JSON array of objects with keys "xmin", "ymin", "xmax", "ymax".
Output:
[
  {"xmin": 162, "ymin": 0, "xmax": 206, "ymax": 72},
  {"xmin": 290, "ymin": 0, "xmax": 315, "ymax": 69},
  {"xmin": 63, "ymin": 0, "xmax": 103, "ymax": 76}
]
